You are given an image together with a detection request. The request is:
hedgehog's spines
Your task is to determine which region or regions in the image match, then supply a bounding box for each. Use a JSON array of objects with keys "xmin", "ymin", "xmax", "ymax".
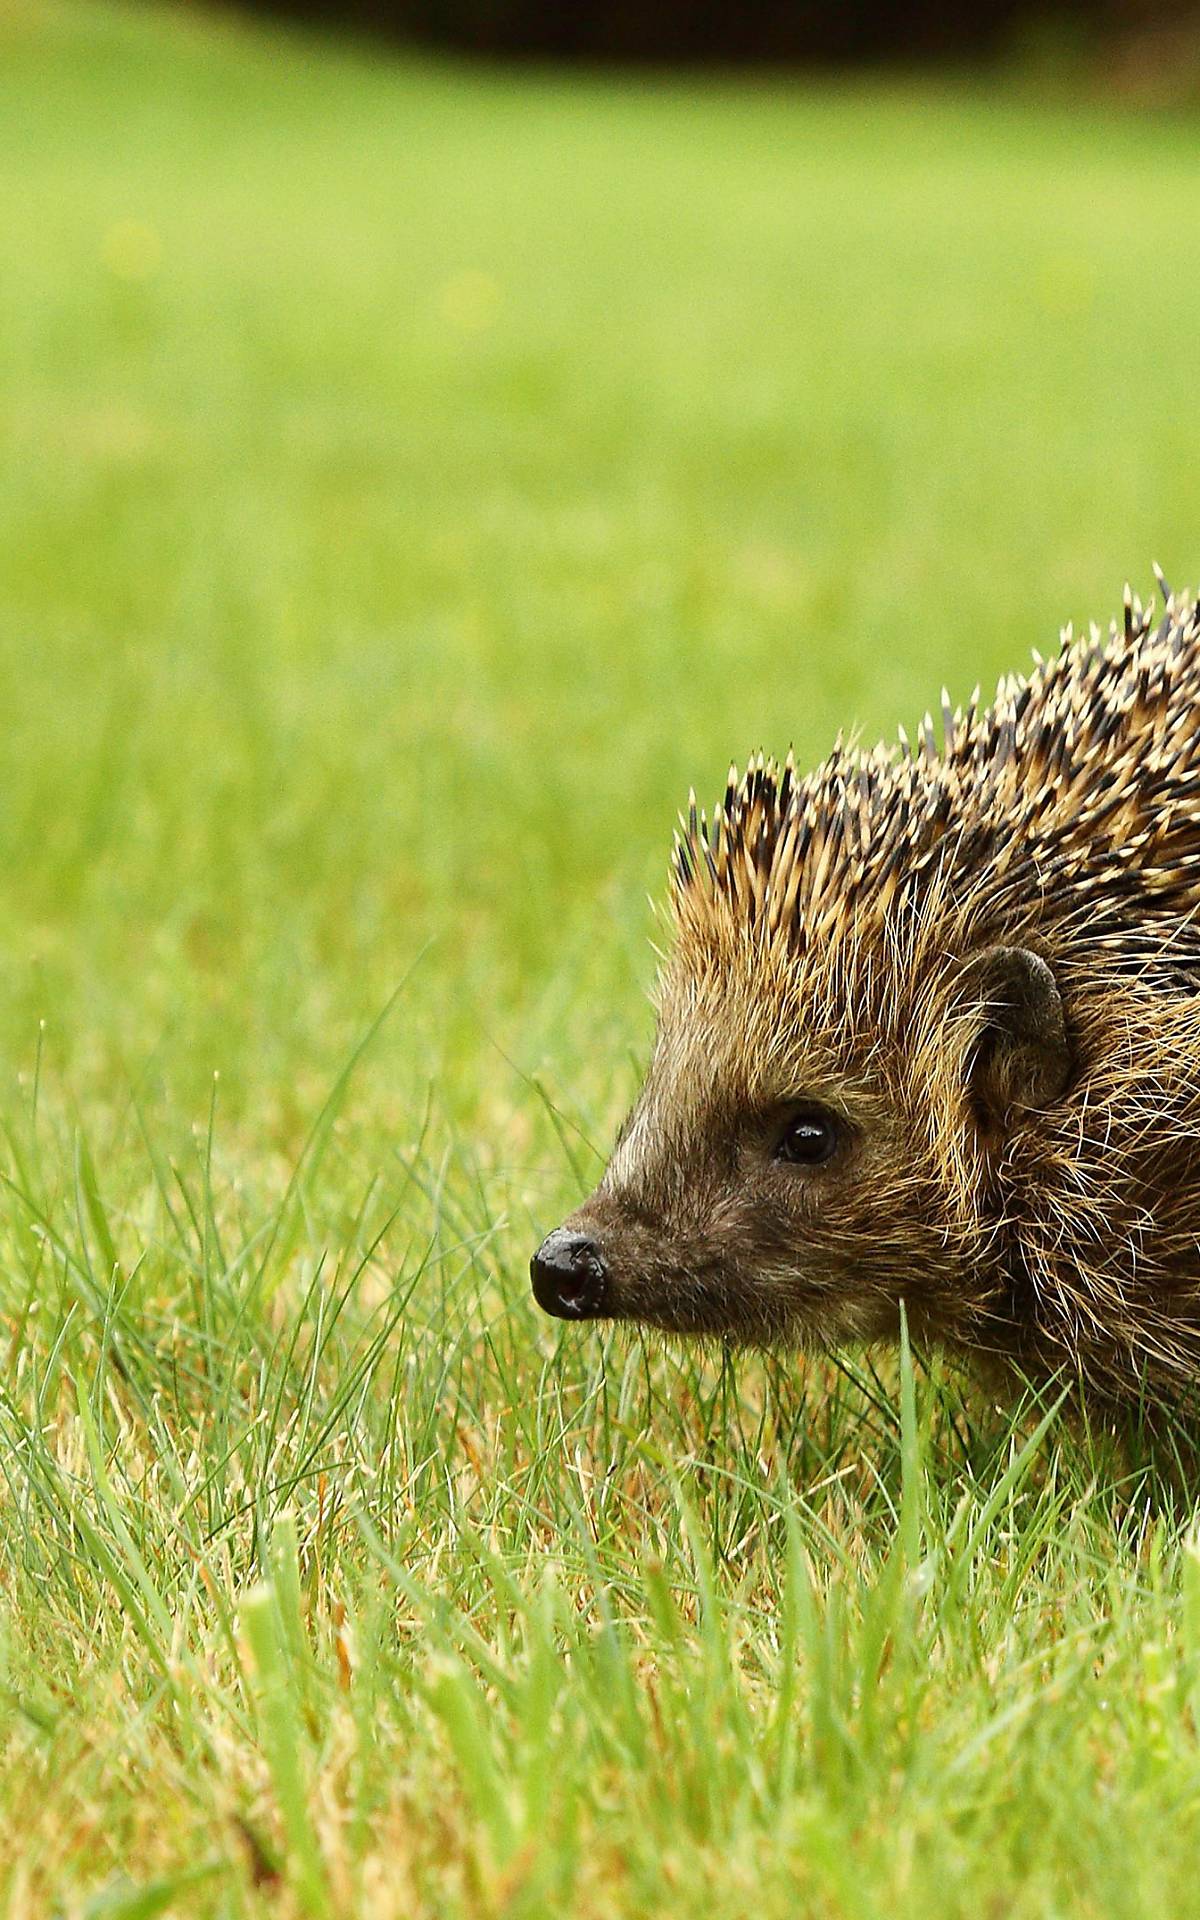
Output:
[{"xmin": 672, "ymin": 576, "xmax": 1200, "ymax": 999}]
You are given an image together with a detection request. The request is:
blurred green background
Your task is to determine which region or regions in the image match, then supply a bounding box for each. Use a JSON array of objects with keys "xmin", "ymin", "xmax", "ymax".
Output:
[{"xmin": 3, "ymin": 0, "xmax": 1198, "ymax": 1147}]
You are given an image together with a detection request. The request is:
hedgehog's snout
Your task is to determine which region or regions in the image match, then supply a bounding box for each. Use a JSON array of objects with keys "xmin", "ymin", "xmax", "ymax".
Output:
[{"xmin": 530, "ymin": 1227, "xmax": 610, "ymax": 1320}]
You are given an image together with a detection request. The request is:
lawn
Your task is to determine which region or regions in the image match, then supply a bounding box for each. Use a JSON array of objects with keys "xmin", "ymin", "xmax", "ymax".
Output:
[{"xmin": 3, "ymin": 3, "xmax": 1200, "ymax": 1912}]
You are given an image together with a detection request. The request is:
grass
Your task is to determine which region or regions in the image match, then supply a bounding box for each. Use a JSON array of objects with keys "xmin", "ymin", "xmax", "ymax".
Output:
[{"xmin": 2, "ymin": 2, "xmax": 1200, "ymax": 1911}]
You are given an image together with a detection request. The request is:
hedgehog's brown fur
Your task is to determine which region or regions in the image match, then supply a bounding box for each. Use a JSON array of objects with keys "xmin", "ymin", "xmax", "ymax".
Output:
[{"xmin": 535, "ymin": 575, "xmax": 1200, "ymax": 1405}]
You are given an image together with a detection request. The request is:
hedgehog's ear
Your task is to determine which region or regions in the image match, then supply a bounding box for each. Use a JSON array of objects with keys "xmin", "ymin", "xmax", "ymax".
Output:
[{"xmin": 962, "ymin": 945, "xmax": 1071, "ymax": 1131}]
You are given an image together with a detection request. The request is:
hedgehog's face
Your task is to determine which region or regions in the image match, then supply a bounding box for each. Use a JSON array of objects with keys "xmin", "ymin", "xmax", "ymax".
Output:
[
  {"xmin": 530, "ymin": 934, "xmax": 1071, "ymax": 1354},
  {"xmin": 530, "ymin": 937, "xmax": 942, "ymax": 1350}
]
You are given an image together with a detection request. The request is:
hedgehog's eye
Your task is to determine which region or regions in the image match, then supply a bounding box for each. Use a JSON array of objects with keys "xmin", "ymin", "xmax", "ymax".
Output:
[{"xmin": 774, "ymin": 1104, "xmax": 841, "ymax": 1167}]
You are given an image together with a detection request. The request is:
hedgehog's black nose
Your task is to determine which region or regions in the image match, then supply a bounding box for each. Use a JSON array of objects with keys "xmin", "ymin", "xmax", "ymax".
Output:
[{"xmin": 530, "ymin": 1228, "xmax": 609, "ymax": 1320}]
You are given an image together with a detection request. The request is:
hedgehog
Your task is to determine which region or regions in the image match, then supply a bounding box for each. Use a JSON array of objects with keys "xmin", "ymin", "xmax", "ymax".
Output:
[{"xmin": 530, "ymin": 573, "xmax": 1200, "ymax": 1405}]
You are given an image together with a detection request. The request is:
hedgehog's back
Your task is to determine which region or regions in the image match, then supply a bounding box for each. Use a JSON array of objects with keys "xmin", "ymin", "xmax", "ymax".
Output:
[{"xmin": 673, "ymin": 579, "xmax": 1200, "ymax": 995}]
